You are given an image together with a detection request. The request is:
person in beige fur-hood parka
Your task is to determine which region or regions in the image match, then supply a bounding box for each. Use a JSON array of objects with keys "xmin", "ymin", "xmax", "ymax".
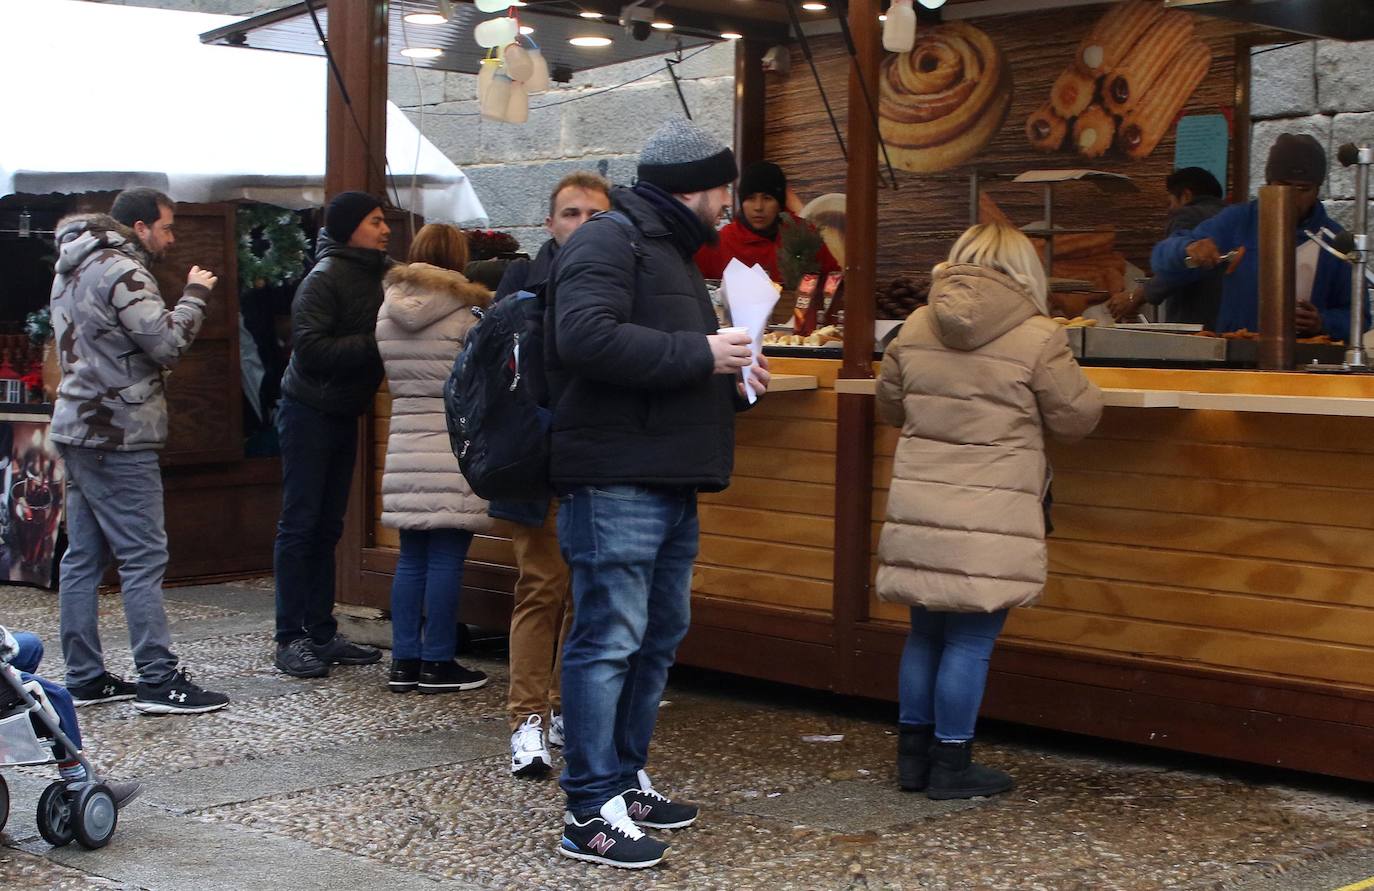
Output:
[
  {"xmin": 875, "ymin": 223, "xmax": 1103, "ymax": 803},
  {"xmin": 376, "ymin": 223, "xmax": 492, "ymax": 697}
]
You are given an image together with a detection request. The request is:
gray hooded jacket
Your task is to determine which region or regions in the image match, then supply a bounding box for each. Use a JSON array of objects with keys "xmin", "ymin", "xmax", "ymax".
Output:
[{"xmin": 49, "ymin": 214, "xmax": 207, "ymax": 451}]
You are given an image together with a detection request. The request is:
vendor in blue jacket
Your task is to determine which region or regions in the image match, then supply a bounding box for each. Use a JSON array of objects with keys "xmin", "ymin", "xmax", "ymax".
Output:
[{"xmin": 1152, "ymin": 133, "xmax": 1356, "ymax": 338}]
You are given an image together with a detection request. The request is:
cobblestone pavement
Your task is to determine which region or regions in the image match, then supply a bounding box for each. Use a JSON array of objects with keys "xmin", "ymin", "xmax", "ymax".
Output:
[{"xmin": 2, "ymin": 580, "xmax": 1373, "ymax": 890}]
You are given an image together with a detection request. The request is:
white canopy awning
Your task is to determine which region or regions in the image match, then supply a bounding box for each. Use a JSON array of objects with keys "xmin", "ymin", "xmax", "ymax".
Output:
[{"xmin": 0, "ymin": 0, "xmax": 488, "ymax": 226}]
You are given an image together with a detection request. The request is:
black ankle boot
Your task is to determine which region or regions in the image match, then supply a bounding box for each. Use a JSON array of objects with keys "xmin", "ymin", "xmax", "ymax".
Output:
[
  {"xmin": 897, "ymin": 724, "xmax": 933, "ymax": 792},
  {"xmin": 927, "ymin": 739, "xmax": 1014, "ymax": 800}
]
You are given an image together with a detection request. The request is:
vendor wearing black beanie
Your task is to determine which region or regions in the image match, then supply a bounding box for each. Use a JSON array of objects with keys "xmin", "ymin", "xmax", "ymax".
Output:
[
  {"xmin": 696, "ymin": 160, "xmax": 838, "ymax": 284},
  {"xmin": 1152, "ymin": 132, "xmax": 1366, "ymax": 339},
  {"xmin": 272, "ymin": 190, "xmax": 393, "ymax": 679}
]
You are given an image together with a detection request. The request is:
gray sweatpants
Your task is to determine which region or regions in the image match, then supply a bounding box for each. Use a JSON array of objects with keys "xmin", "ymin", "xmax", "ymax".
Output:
[{"xmin": 57, "ymin": 444, "xmax": 178, "ymax": 687}]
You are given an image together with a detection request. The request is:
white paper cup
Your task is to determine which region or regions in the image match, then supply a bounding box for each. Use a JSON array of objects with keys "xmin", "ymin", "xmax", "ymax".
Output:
[{"xmin": 717, "ymin": 326, "xmax": 749, "ymax": 338}]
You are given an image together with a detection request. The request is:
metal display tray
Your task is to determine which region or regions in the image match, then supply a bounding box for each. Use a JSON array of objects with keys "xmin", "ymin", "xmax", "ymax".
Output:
[
  {"xmin": 1080, "ymin": 327, "xmax": 1228, "ymax": 363},
  {"xmin": 1224, "ymin": 339, "xmax": 1348, "ymax": 367}
]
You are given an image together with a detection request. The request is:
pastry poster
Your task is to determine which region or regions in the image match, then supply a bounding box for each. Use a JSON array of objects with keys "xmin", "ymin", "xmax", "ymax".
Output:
[
  {"xmin": 766, "ymin": 0, "xmax": 1249, "ymax": 292},
  {"xmin": 0, "ymin": 417, "xmax": 64, "ymax": 588}
]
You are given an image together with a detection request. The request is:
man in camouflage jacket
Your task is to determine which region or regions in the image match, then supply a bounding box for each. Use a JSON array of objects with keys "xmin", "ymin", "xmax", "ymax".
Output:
[{"xmin": 49, "ymin": 188, "xmax": 229, "ymax": 716}]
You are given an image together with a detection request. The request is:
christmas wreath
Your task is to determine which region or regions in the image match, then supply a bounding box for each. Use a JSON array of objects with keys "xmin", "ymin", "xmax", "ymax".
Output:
[{"xmin": 238, "ymin": 205, "xmax": 308, "ymax": 291}]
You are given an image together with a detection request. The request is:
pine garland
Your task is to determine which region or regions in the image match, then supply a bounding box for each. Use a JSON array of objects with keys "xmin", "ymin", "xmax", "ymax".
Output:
[
  {"xmin": 776, "ymin": 213, "xmax": 824, "ymax": 291},
  {"xmin": 238, "ymin": 205, "xmax": 307, "ymax": 291}
]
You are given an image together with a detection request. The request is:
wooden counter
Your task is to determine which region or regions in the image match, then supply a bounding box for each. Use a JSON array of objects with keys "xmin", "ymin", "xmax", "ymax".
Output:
[{"xmin": 348, "ymin": 359, "xmax": 1374, "ymax": 782}]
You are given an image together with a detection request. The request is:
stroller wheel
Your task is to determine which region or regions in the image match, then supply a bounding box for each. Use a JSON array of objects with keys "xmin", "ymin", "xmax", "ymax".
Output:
[
  {"xmin": 0, "ymin": 774, "xmax": 9, "ymax": 835},
  {"xmin": 72, "ymin": 784, "xmax": 118, "ymax": 849},
  {"xmin": 36, "ymin": 781, "xmax": 75, "ymax": 847}
]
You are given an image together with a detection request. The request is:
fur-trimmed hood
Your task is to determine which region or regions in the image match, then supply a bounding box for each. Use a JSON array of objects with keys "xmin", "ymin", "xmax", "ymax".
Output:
[
  {"xmin": 381, "ymin": 262, "xmax": 491, "ymax": 332},
  {"xmin": 53, "ymin": 213, "xmax": 147, "ymax": 275}
]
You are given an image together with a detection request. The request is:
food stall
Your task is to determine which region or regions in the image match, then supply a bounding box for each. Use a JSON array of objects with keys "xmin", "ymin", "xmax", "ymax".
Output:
[{"xmin": 262, "ymin": 0, "xmax": 1374, "ymax": 781}]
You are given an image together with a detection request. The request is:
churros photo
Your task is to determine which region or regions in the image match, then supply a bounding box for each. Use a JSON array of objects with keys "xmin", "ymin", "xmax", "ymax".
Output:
[{"xmin": 1024, "ymin": 0, "xmax": 1214, "ymax": 162}]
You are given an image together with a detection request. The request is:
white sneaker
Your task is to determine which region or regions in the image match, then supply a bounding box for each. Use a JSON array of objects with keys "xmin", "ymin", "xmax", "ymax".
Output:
[
  {"xmin": 548, "ymin": 712, "xmax": 565, "ymax": 747},
  {"xmin": 510, "ymin": 714, "xmax": 551, "ymax": 778}
]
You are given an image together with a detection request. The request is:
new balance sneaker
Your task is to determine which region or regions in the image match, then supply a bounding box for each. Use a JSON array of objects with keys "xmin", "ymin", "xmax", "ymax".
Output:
[
  {"xmin": 559, "ymin": 795, "xmax": 668, "ymax": 869},
  {"xmin": 310, "ymin": 634, "xmax": 382, "ymax": 666},
  {"xmin": 275, "ymin": 638, "xmax": 328, "ymax": 678},
  {"xmin": 68, "ymin": 672, "xmax": 137, "ymax": 707},
  {"xmin": 622, "ymin": 769, "xmax": 698, "ymax": 829},
  {"xmin": 510, "ymin": 714, "xmax": 551, "ymax": 778},
  {"xmin": 547, "ymin": 712, "xmax": 565, "ymax": 747},
  {"xmin": 417, "ymin": 660, "xmax": 487, "ymax": 693},
  {"xmin": 389, "ymin": 658, "xmax": 420, "ymax": 693},
  {"xmin": 134, "ymin": 669, "xmax": 229, "ymax": 715}
]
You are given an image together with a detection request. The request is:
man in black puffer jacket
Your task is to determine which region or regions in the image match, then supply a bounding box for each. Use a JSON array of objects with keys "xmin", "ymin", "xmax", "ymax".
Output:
[
  {"xmin": 548, "ymin": 120, "xmax": 771, "ymax": 871},
  {"xmin": 272, "ymin": 192, "xmax": 391, "ymax": 678}
]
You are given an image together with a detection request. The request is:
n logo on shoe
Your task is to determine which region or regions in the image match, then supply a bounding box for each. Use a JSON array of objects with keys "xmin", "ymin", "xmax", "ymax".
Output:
[
  {"xmin": 587, "ymin": 833, "xmax": 616, "ymax": 855},
  {"xmin": 627, "ymin": 801, "xmax": 652, "ymax": 821}
]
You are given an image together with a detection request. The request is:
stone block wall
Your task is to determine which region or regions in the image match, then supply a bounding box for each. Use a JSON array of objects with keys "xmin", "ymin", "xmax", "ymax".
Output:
[
  {"xmin": 401, "ymin": 43, "xmax": 735, "ymax": 251},
  {"xmin": 1249, "ymin": 40, "xmax": 1374, "ymax": 230}
]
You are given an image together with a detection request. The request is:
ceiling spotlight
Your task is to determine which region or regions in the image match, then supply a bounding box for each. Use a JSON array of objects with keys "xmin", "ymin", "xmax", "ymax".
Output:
[
  {"xmin": 520, "ymin": 25, "xmax": 535, "ymax": 34},
  {"xmin": 403, "ymin": 12, "xmax": 447, "ymax": 25},
  {"xmin": 720, "ymin": 31, "xmax": 743, "ymax": 40},
  {"xmin": 916, "ymin": 0, "xmax": 946, "ymax": 7},
  {"xmin": 651, "ymin": 20, "xmax": 673, "ymax": 30},
  {"xmin": 801, "ymin": 2, "xmax": 827, "ymax": 10},
  {"xmin": 570, "ymin": 35, "xmax": 613, "ymax": 46},
  {"xmin": 400, "ymin": 46, "xmax": 443, "ymax": 58},
  {"xmin": 580, "ymin": 11, "xmax": 603, "ymax": 18},
  {"xmin": 878, "ymin": 13, "xmax": 887, "ymax": 21}
]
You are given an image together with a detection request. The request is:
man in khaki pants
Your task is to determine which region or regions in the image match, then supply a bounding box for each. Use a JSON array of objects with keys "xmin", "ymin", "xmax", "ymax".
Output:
[{"xmin": 490, "ymin": 172, "xmax": 611, "ymax": 776}]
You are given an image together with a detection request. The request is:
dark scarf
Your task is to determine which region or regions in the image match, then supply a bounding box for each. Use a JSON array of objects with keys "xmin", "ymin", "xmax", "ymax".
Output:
[
  {"xmin": 739, "ymin": 213, "xmax": 781, "ymax": 242},
  {"xmin": 632, "ymin": 181, "xmax": 716, "ymax": 257}
]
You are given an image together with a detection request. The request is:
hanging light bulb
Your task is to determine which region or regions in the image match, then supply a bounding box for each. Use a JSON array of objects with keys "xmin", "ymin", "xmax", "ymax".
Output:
[
  {"xmin": 916, "ymin": 0, "xmax": 946, "ymax": 7},
  {"xmin": 475, "ymin": 0, "xmax": 516, "ymax": 12},
  {"xmin": 475, "ymin": 16, "xmax": 519, "ymax": 47}
]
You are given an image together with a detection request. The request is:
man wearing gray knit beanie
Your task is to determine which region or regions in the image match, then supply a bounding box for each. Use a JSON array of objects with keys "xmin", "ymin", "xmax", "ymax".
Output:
[{"xmin": 546, "ymin": 119, "xmax": 772, "ymax": 869}]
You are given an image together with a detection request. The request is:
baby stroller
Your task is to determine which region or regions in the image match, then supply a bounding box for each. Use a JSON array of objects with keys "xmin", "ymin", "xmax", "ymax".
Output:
[{"xmin": 0, "ymin": 658, "xmax": 120, "ymax": 848}]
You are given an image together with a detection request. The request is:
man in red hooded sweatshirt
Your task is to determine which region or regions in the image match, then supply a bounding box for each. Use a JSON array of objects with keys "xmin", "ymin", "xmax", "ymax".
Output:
[{"xmin": 695, "ymin": 161, "xmax": 838, "ymax": 283}]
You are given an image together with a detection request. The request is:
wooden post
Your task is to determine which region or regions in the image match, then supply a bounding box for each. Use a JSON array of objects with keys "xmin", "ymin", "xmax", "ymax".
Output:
[
  {"xmin": 734, "ymin": 39, "xmax": 766, "ymax": 171},
  {"xmin": 832, "ymin": 0, "xmax": 880, "ymax": 693},
  {"xmin": 325, "ymin": 0, "xmax": 388, "ymax": 199},
  {"xmin": 1257, "ymin": 185, "xmax": 1296, "ymax": 370},
  {"xmin": 325, "ymin": 0, "xmax": 389, "ymax": 603}
]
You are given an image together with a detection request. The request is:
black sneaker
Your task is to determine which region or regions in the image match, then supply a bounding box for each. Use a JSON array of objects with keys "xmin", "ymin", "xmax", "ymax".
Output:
[
  {"xmin": 559, "ymin": 795, "xmax": 668, "ymax": 869},
  {"xmin": 417, "ymin": 660, "xmax": 488, "ymax": 693},
  {"xmin": 622, "ymin": 770, "xmax": 698, "ymax": 829},
  {"xmin": 389, "ymin": 659, "xmax": 420, "ymax": 693},
  {"xmin": 134, "ymin": 669, "xmax": 229, "ymax": 715},
  {"xmin": 275, "ymin": 638, "xmax": 328, "ymax": 678},
  {"xmin": 310, "ymin": 634, "xmax": 382, "ymax": 666},
  {"xmin": 107, "ymin": 780, "xmax": 144, "ymax": 810},
  {"xmin": 68, "ymin": 672, "xmax": 137, "ymax": 707}
]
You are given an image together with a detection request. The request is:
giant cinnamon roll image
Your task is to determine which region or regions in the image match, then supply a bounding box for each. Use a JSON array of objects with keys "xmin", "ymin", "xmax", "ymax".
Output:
[{"xmin": 878, "ymin": 21, "xmax": 1012, "ymax": 174}]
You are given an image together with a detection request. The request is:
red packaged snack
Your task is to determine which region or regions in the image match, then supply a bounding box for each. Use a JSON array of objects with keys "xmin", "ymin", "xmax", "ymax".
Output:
[
  {"xmin": 819, "ymin": 272, "xmax": 844, "ymax": 327},
  {"xmin": 792, "ymin": 273, "xmax": 824, "ymax": 335}
]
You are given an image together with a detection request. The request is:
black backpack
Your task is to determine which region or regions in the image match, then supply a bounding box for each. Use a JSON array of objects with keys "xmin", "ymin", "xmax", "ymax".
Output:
[{"xmin": 444, "ymin": 211, "xmax": 639, "ymax": 501}]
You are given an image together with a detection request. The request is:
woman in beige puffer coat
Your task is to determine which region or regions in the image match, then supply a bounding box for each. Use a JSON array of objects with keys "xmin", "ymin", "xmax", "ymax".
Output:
[
  {"xmin": 875, "ymin": 223, "xmax": 1103, "ymax": 801},
  {"xmin": 376, "ymin": 224, "xmax": 493, "ymax": 696}
]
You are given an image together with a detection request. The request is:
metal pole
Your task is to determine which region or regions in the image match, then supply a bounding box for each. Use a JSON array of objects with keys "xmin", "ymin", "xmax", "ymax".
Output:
[
  {"xmin": 1258, "ymin": 185, "xmax": 1296, "ymax": 371},
  {"xmin": 1347, "ymin": 148, "xmax": 1371, "ymax": 368}
]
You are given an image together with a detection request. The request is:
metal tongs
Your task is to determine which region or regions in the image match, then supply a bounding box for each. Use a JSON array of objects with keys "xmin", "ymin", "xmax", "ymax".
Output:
[{"xmin": 1184, "ymin": 246, "xmax": 1245, "ymax": 274}]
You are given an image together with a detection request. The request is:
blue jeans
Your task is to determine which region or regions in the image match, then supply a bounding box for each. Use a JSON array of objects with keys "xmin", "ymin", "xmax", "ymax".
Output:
[
  {"xmin": 57, "ymin": 445, "xmax": 178, "ymax": 687},
  {"xmin": 899, "ymin": 607, "xmax": 1009, "ymax": 742},
  {"xmin": 557, "ymin": 485, "xmax": 697, "ymax": 814},
  {"xmin": 390, "ymin": 528, "xmax": 473, "ymax": 662},
  {"xmin": 13, "ymin": 632, "xmax": 81, "ymax": 756},
  {"xmin": 273, "ymin": 395, "xmax": 358, "ymax": 645}
]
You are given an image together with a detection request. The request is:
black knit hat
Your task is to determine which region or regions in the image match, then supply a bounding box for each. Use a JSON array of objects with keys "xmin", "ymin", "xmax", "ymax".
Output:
[
  {"xmin": 324, "ymin": 191, "xmax": 384, "ymax": 243},
  {"xmin": 637, "ymin": 120, "xmax": 738, "ymax": 195},
  {"xmin": 738, "ymin": 161, "xmax": 787, "ymax": 207},
  {"xmin": 1265, "ymin": 133, "xmax": 1327, "ymax": 187}
]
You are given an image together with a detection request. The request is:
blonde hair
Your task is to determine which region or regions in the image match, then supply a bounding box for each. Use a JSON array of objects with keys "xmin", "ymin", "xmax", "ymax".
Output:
[
  {"xmin": 408, "ymin": 223, "xmax": 469, "ymax": 272},
  {"xmin": 946, "ymin": 223, "xmax": 1049, "ymax": 315}
]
